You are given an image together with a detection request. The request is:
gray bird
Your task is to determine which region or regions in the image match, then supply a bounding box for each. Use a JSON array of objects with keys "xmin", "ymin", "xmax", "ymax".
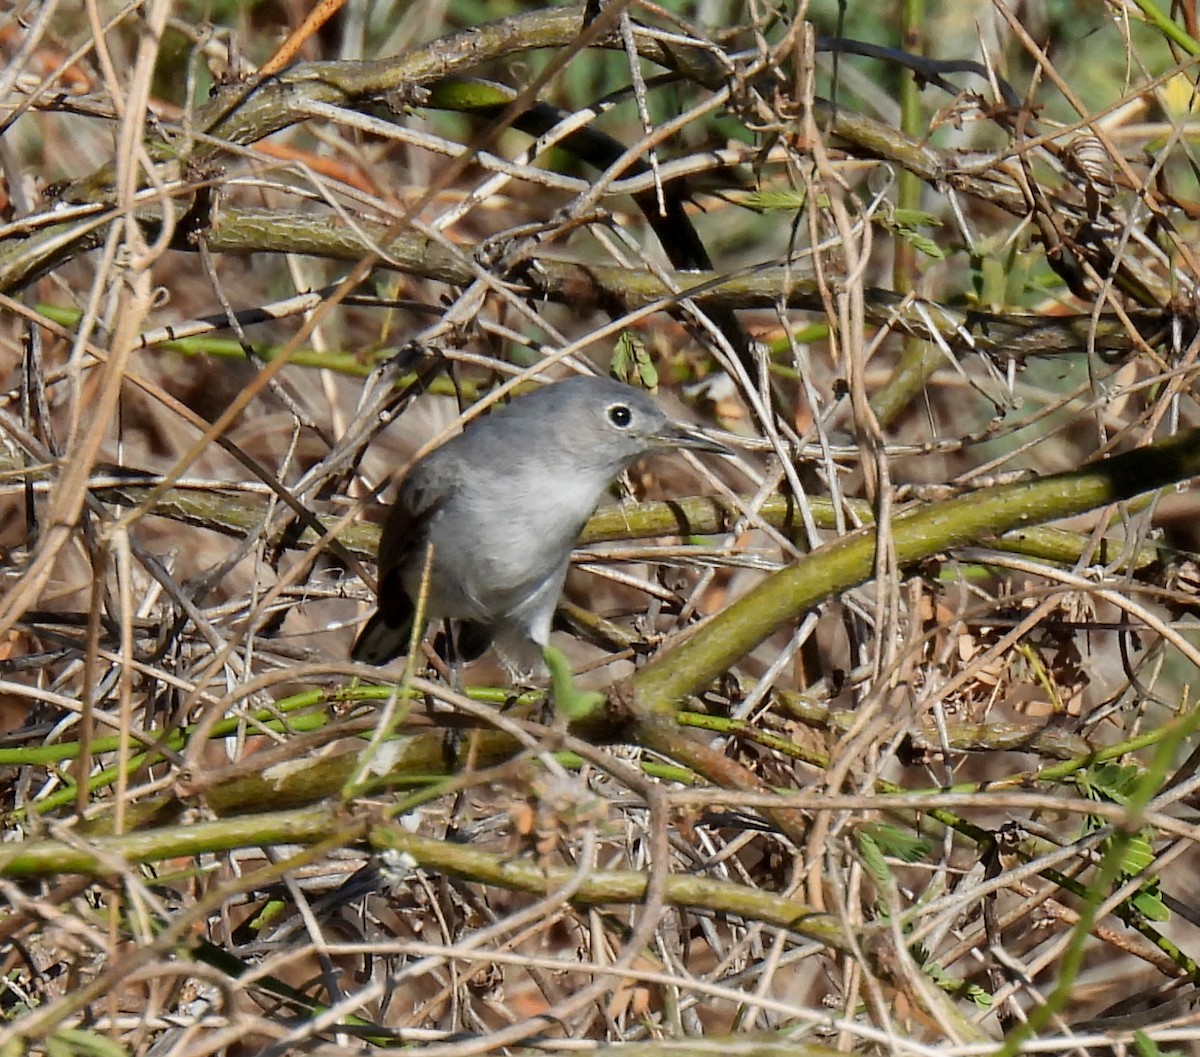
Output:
[{"xmin": 351, "ymin": 375, "xmax": 730, "ymax": 675}]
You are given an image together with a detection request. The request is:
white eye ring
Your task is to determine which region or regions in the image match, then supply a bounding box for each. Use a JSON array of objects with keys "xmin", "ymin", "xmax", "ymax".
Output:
[{"xmin": 608, "ymin": 404, "xmax": 633, "ymax": 428}]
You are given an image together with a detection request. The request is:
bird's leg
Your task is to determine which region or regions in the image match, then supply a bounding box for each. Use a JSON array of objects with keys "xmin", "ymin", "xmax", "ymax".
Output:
[{"xmin": 441, "ymin": 619, "xmax": 466, "ymax": 693}]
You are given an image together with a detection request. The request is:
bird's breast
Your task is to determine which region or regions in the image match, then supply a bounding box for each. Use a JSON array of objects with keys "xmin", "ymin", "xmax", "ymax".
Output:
[{"xmin": 410, "ymin": 474, "xmax": 600, "ymax": 622}]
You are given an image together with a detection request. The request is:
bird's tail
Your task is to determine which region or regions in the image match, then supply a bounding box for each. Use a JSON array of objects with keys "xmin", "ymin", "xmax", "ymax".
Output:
[
  {"xmin": 351, "ymin": 604, "xmax": 493, "ymax": 667},
  {"xmin": 350, "ymin": 608, "xmax": 412, "ymax": 665}
]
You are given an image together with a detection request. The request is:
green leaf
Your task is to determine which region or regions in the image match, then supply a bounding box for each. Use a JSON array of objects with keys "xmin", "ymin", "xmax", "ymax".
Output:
[
  {"xmin": 856, "ymin": 831, "xmax": 891, "ymax": 888},
  {"xmin": 544, "ymin": 645, "xmax": 606, "ymax": 721},
  {"xmin": 916, "ymin": 950, "xmax": 993, "ymax": 1008},
  {"xmin": 1131, "ymin": 886, "xmax": 1170, "ymax": 922},
  {"xmin": 871, "ymin": 204, "xmax": 944, "ymax": 259},
  {"xmin": 1135, "ymin": 1030, "xmax": 1186, "ymax": 1057},
  {"xmin": 860, "ymin": 821, "xmax": 932, "ymax": 863},
  {"xmin": 891, "ymin": 208, "xmax": 941, "ymax": 228},
  {"xmin": 610, "ymin": 332, "xmax": 658, "ymax": 390},
  {"xmin": 897, "ymin": 231, "xmax": 946, "ymax": 260},
  {"xmin": 740, "ymin": 188, "xmax": 807, "ymax": 212},
  {"xmin": 1120, "ymin": 834, "xmax": 1155, "ymax": 875},
  {"xmin": 1078, "ymin": 762, "xmax": 1143, "ymax": 803}
]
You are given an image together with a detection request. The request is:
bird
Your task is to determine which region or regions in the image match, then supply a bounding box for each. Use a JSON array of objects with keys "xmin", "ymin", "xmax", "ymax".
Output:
[{"xmin": 351, "ymin": 374, "xmax": 730, "ymax": 676}]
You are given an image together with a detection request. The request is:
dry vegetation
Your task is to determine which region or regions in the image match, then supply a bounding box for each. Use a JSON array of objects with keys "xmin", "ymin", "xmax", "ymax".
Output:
[{"xmin": 6, "ymin": 0, "xmax": 1200, "ymax": 1053}]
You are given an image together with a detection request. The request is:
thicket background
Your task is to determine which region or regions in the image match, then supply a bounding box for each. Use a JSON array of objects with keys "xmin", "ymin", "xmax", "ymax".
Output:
[{"xmin": 3, "ymin": 0, "xmax": 1200, "ymax": 1054}]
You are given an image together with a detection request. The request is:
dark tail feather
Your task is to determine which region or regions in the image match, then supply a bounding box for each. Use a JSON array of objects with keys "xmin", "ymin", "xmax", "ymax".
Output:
[
  {"xmin": 353, "ymin": 599, "xmax": 493, "ymax": 667},
  {"xmin": 350, "ymin": 608, "xmax": 412, "ymax": 665}
]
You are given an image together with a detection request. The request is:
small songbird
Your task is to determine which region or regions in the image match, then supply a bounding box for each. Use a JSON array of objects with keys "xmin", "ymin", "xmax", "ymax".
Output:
[{"xmin": 351, "ymin": 374, "xmax": 730, "ymax": 675}]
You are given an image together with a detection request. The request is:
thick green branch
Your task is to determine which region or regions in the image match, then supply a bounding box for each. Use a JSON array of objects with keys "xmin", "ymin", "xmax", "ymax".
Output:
[
  {"xmin": 632, "ymin": 427, "xmax": 1200, "ymax": 712},
  {"xmin": 0, "ymin": 807, "xmax": 352, "ymax": 876},
  {"xmin": 369, "ymin": 823, "xmax": 845, "ymax": 948}
]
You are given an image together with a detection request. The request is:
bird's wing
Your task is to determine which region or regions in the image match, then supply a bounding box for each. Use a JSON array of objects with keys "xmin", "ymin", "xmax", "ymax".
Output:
[
  {"xmin": 350, "ymin": 466, "xmax": 447, "ymax": 665},
  {"xmin": 375, "ymin": 471, "xmax": 444, "ymax": 626}
]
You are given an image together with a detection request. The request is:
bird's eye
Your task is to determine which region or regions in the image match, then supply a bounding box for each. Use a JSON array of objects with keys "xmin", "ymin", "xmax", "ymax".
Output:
[{"xmin": 608, "ymin": 404, "xmax": 633, "ymax": 428}]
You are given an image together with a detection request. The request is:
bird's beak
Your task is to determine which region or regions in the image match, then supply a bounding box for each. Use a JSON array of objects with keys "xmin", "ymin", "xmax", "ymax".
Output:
[{"xmin": 660, "ymin": 422, "xmax": 734, "ymax": 456}]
